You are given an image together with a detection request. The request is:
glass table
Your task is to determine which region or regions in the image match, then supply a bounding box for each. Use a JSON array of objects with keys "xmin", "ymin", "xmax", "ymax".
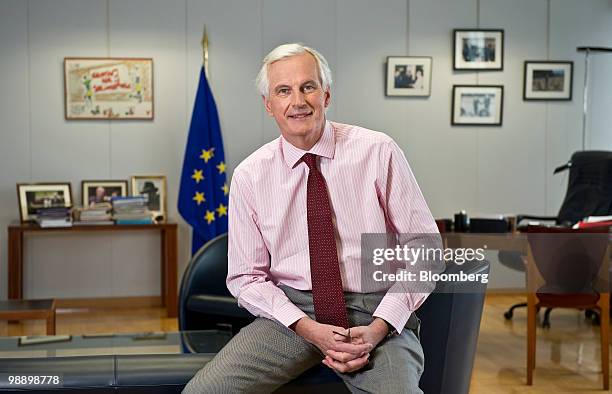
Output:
[{"xmin": 0, "ymin": 329, "xmax": 232, "ymax": 359}]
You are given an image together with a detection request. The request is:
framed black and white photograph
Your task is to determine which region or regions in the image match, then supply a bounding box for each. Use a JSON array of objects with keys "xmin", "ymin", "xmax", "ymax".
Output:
[
  {"xmin": 17, "ymin": 183, "xmax": 73, "ymax": 222},
  {"xmin": 523, "ymin": 61, "xmax": 573, "ymax": 100},
  {"xmin": 386, "ymin": 56, "xmax": 432, "ymax": 96},
  {"xmin": 131, "ymin": 175, "xmax": 167, "ymax": 220},
  {"xmin": 82, "ymin": 180, "xmax": 128, "ymax": 207},
  {"xmin": 453, "ymin": 29, "xmax": 504, "ymax": 70},
  {"xmin": 452, "ymin": 85, "xmax": 504, "ymax": 126}
]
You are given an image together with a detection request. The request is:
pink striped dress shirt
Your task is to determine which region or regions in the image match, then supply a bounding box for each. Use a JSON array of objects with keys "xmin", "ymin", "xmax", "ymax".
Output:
[{"xmin": 227, "ymin": 121, "xmax": 439, "ymax": 333}]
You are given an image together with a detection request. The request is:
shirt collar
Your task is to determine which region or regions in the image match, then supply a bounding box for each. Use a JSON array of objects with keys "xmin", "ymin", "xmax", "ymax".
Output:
[{"xmin": 281, "ymin": 121, "xmax": 336, "ymax": 169}]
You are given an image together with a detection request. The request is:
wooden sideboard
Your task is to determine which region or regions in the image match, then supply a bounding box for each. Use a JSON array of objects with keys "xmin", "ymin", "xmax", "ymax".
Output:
[{"xmin": 7, "ymin": 222, "xmax": 178, "ymax": 318}]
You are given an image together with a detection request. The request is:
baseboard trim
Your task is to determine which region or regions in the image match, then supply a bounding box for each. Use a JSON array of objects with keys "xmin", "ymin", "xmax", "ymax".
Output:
[{"xmin": 55, "ymin": 296, "xmax": 162, "ymax": 310}]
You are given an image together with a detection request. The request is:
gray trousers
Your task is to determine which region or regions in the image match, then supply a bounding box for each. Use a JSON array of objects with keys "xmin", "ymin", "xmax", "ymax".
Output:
[{"xmin": 182, "ymin": 286, "xmax": 424, "ymax": 394}]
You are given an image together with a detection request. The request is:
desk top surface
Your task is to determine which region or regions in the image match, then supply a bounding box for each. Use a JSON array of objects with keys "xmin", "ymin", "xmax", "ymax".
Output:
[
  {"xmin": 0, "ymin": 330, "xmax": 231, "ymax": 359},
  {"xmin": 0, "ymin": 299, "xmax": 55, "ymax": 312},
  {"xmin": 9, "ymin": 221, "xmax": 177, "ymax": 232}
]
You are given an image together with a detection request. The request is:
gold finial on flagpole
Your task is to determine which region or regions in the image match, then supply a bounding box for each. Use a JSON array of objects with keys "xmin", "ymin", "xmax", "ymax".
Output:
[{"xmin": 201, "ymin": 25, "xmax": 209, "ymax": 76}]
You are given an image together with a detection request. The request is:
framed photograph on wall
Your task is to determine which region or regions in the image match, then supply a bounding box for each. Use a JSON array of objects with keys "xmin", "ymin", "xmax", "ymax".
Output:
[
  {"xmin": 81, "ymin": 180, "xmax": 128, "ymax": 207},
  {"xmin": 64, "ymin": 57, "xmax": 154, "ymax": 120},
  {"xmin": 131, "ymin": 175, "xmax": 167, "ymax": 220},
  {"xmin": 385, "ymin": 56, "xmax": 433, "ymax": 96},
  {"xmin": 17, "ymin": 183, "xmax": 73, "ymax": 222},
  {"xmin": 452, "ymin": 85, "xmax": 504, "ymax": 126},
  {"xmin": 523, "ymin": 61, "xmax": 573, "ymax": 100},
  {"xmin": 453, "ymin": 29, "xmax": 504, "ymax": 70}
]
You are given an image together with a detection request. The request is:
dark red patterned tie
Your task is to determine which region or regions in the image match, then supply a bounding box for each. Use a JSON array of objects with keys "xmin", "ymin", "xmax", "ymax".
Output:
[{"xmin": 303, "ymin": 153, "xmax": 349, "ymax": 328}]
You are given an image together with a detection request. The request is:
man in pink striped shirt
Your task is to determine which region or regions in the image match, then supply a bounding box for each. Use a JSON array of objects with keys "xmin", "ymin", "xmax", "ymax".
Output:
[{"xmin": 183, "ymin": 43, "xmax": 441, "ymax": 394}]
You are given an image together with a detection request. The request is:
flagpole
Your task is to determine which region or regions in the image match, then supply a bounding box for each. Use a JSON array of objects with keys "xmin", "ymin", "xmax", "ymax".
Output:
[
  {"xmin": 201, "ymin": 25, "xmax": 209, "ymax": 77},
  {"xmin": 180, "ymin": 23, "xmax": 227, "ymax": 254}
]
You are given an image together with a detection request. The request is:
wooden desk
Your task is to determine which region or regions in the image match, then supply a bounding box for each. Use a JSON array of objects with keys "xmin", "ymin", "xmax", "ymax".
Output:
[
  {"xmin": 7, "ymin": 222, "xmax": 178, "ymax": 318},
  {"xmin": 443, "ymin": 232, "xmax": 527, "ymax": 253}
]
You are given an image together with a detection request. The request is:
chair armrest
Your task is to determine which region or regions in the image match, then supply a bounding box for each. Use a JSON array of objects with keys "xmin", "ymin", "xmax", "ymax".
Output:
[{"xmin": 186, "ymin": 295, "xmax": 252, "ymax": 319}]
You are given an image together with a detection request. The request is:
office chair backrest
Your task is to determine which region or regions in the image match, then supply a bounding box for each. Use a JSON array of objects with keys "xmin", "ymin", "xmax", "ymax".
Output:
[
  {"xmin": 556, "ymin": 150, "xmax": 612, "ymax": 225},
  {"xmin": 180, "ymin": 233, "xmax": 230, "ymax": 297},
  {"xmin": 525, "ymin": 226, "xmax": 609, "ymax": 294},
  {"xmin": 179, "ymin": 233, "xmax": 230, "ymax": 328},
  {"xmin": 416, "ymin": 259, "xmax": 490, "ymax": 394}
]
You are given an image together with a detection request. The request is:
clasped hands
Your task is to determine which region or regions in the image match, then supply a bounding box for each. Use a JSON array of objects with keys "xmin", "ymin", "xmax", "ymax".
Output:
[{"xmin": 293, "ymin": 317, "xmax": 389, "ymax": 373}]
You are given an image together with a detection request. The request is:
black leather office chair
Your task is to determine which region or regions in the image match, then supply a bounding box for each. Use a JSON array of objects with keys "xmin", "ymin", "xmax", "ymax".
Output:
[
  {"xmin": 178, "ymin": 233, "xmax": 254, "ymax": 334},
  {"xmin": 179, "ymin": 233, "xmax": 490, "ymax": 393},
  {"xmin": 502, "ymin": 150, "xmax": 612, "ymax": 326},
  {"xmin": 517, "ymin": 150, "xmax": 612, "ymax": 226}
]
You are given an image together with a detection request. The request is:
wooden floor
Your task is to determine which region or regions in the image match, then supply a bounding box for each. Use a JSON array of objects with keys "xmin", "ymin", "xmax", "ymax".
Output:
[
  {"xmin": 471, "ymin": 294, "xmax": 609, "ymax": 393},
  {"xmin": 0, "ymin": 294, "xmax": 609, "ymax": 393},
  {"xmin": 0, "ymin": 306, "xmax": 178, "ymax": 337}
]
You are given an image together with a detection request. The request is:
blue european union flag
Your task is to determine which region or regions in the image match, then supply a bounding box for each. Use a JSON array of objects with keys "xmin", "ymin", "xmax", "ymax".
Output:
[{"xmin": 178, "ymin": 67, "xmax": 228, "ymax": 255}]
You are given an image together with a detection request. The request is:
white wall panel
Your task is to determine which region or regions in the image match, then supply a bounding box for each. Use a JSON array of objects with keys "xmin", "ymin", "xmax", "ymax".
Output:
[
  {"xmin": 407, "ymin": 0, "xmax": 478, "ymax": 218},
  {"xmin": 476, "ymin": 0, "xmax": 547, "ymax": 216},
  {"xmin": 336, "ymin": 0, "xmax": 407, "ymax": 138},
  {"xmin": 109, "ymin": 232, "xmax": 160, "ymax": 296},
  {"xmin": 548, "ymin": 0, "xmax": 612, "ymax": 215},
  {"xmin": 589, "ymin": 56, "xmax": 612, "ymax": 150},
  {"xmin": 0, "ymin": 0, "xmax": 30, "ymax": 299},
  {"xmin": 29, "ymin": 233, "xmax": 112, "ymax": 298},
  {"xmin": 187, "ymin": 0, "xmax": 263, "ymax": 175},
  {"xmin": 183, "ymin": 0, "xmax": 263, "ymax": 277},
  {"xmin": 28, "ymin": 0, "xmax": 109, "ymax": 181},
  {"xmin": 107, "ymin": 0, "xmax": 187, "ymax": 296},
  {"xmin": 261, "ymin": 0, "xmax": 337, "ymax": 143},
  {"xmin": 27, "ymin": 0, "xmax": 111, "ymax": 298}
]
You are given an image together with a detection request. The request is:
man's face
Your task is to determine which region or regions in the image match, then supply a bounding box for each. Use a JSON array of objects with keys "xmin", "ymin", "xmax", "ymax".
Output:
[
  {"xmin": 96, "ymin": 187, "xmax": 105, "ymax": 199},
  {"xmin": 263, "ymin": 52, "xmax": 330, "ymax": 148}
]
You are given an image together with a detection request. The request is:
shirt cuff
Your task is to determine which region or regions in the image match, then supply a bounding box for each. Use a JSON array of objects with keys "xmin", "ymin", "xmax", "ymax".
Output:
[
  {"xmin": 274, "ymin": 301, "xmax": 308, "ymax": 328},
  {"xmin": 372, "ymin": 295, "xmax": 412, "ymax": 334}
]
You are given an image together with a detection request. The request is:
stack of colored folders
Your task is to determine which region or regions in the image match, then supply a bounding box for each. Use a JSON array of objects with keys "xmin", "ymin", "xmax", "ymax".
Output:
[
  {"xmin": 111, "ymin": 196, "xmax": 153, "ymax": 225},
  {"xmin": 36, "ymin": 207, "xmax": 72, "ymax": 228},
  {"xmin": 573, "ymin": 215, "xmax": 612, "ymax": 229},
  {"xmin": 74, "ymin": 202, "xmax": 113, "ymax": 225}
]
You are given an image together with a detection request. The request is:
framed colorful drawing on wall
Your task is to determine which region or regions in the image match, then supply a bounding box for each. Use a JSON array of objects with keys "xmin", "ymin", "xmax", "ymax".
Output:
[{"xmin": 64, "ymin": 57, "xmax": 154, "ymax": 120}]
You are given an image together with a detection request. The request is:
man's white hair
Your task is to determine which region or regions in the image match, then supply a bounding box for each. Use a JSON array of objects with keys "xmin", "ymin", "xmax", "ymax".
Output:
[{"xmin": 255, "ymin": 43, "xmax": 332, "ymax": 97}]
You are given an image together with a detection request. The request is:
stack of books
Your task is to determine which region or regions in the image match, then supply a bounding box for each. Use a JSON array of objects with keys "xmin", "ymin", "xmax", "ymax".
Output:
[
  {"xmin": 112, "ymin": 196, "xmax": 153, "ymax": 225},
  {"xmin": 74, "ymin": 203, "xmax": 113, "ymax": 225},
  {"xmin": 36, "ymin": 207, "xmax": 72, "ymax": 228},
  {"xmin": 573, "ymin": 215, "xmax": 612, "ymax": 229}
]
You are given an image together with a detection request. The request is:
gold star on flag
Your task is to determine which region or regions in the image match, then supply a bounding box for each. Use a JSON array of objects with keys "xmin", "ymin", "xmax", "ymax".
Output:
[
  {"xmin": 191, "ymin": 169, "xmax": 204, "ymax": 183},
  {"xmin": 204, "ymin": 210, "xmax": 216, "ymax": 224},
  {"xmin": 221, "ymin": 183, "xmax": 229, "ymax": 196},
  {"xmin": 216, "ymin": 203, "xmax": 228, "ymax": 217},
  {"xmin": 216, "ymin": 161, "xmax": 226, "ymax": 174},
  {"xmin": 192, "ymin": 191, "xmax": 205, "ymax": 205},
  {"xmin": 200, "ymin": 148, "xmax": 215, "ymax": 163}
]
